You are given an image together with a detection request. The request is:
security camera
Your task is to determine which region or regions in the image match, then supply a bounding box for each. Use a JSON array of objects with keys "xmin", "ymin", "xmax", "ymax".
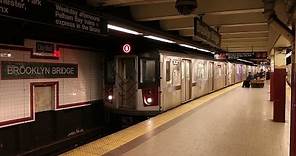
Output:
[{"xmin": 175, "ymin": 0, "xmax": 197, "ymax": 15}]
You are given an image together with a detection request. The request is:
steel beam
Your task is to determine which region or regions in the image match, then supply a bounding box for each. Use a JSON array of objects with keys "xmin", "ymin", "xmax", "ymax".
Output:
[
  {"xmin": 160, "ymin": 12, "xmax": 266, "ymax": 30},
  {"xmin": 130, "ymin": 0, "xmax": 263, "ymax": 21}
]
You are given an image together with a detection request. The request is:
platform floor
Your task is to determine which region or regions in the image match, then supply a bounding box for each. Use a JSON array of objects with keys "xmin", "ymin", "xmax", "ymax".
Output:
[{"xmin": 62, "ymin": 82, "xmax": 290, "ymax": 156}]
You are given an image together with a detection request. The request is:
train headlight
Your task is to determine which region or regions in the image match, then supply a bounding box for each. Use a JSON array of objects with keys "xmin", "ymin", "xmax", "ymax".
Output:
[
  {"xmin": 147, "ymin": 97, "xmax": 153, "ymax": 103},
  {"xmin": 107, "ymin": 95, "xmax": 113, "ymax": 101},
  {"xmin": 144, "ymin": 97, "xmax": 153, "ymax": 105}
]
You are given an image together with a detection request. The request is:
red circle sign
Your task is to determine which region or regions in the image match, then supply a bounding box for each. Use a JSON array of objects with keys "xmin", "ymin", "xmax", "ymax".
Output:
[{"xmin": 122, "ymin": 44, "xmax": 131, "ymax": 53}]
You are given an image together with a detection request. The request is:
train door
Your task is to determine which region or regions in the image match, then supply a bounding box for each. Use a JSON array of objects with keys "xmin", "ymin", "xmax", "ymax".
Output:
[
  {"xmin": 181, "ymin": 59, "xmax": 192, "ymax": 102},
  {"xmin": 208, "ymin": 62, "xmax": 214, "ymax": 91},
  {"xmin": 116, "ymin": 56, "xmax": 138, "ymax": 109},
  {"xmin": 232, "ymin": 64, "xmax": 235, "ymax": 84}
]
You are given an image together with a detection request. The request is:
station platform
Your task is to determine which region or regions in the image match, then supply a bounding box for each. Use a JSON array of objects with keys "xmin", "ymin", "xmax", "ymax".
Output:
[{"xmin": 62, "ymin": 82, "xmax": 290, "ymax": 156}]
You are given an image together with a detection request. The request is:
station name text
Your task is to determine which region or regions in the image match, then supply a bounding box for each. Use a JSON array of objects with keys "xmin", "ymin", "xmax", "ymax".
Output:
[{"xmin": 1, "ymin": 61, "xmax": 78, "ymax": 79}]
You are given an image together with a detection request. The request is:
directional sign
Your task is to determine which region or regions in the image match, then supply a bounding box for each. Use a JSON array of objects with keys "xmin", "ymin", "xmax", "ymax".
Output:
[{"xmin": 194, "ymin": 17, "xmax": 221, "ymax": 47}]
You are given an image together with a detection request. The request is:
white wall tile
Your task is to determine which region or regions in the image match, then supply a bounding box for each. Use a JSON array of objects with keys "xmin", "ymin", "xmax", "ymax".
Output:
[{"xmin": 0, "ymin": 40, "xmax": 104, "ymax": 127}]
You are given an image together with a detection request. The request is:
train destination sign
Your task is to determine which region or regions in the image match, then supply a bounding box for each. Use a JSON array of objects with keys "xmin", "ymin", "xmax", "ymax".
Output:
[
  {"xmin": 0, "ymin": 0, "xmax": 106, "ymax": 35},
  {"xmin": 1, "ymin": 61, "xmax": 78, "ymax": 80}
]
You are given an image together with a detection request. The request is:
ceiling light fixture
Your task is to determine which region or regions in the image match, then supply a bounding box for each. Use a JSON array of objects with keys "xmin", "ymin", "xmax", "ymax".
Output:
[
  {"xmin": 107, "ymin": 24, "xmax": 143, "ymax": 35},
  {"xmin": 179, "ymin": 44, "xmax": 214, "ymax": 54},
  {"xmin": 144, "ymin": 35, "xmax": 176, "ymax": 44},
  {"xmin": 179, "ymin": 44, "xmax": 197, "ymax": 49},
  {"xmin": 237, "ymin": 58, "xmax": 253, "ymax": 64}
]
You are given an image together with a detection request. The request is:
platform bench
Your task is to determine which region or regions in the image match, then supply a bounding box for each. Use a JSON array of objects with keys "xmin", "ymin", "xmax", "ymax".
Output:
[{"xmin": 251, "ymin": 80, "xmax": 265, "ymax": 88}]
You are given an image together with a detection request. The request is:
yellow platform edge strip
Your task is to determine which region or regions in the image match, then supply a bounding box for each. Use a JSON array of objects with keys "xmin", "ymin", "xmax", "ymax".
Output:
[{"xmin": 61, "ymin": 83, "xmax": 242, "ymax": 156}]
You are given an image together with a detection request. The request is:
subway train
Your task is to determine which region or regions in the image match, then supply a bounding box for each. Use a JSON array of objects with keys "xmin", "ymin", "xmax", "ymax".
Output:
[{"xmin": 104, "ymin": 50, "xmax": 257, "ymax": 116}]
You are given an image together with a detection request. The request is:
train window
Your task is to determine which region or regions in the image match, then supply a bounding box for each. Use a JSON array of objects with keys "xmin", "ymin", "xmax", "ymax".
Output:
[
  {"xmin": 166, "ymin": 61, "xmax": 171, "ymax": 82},
  {"xmin": 237, "ymin": 66, "xmax": 240, "ymax": 74},
  {"xmin": 197, "ymin": 63, "xmax": 205, "ymax": 79},
  {"xmin": 172, "ymin": 63, "xmax": 181, "ymax": 86},
  {"xmin": 140, "ymin": 59, "xmax": 156, "ymax": 83},
  {"xmin": 218, "ymin": 65, "xmax": 222, "ymax": 76}
]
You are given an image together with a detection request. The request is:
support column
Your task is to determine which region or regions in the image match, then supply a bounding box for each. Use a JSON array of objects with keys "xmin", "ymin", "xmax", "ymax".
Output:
[
  {"xmin": 270, "ymin": 54, "xmax": 275, "ymax": 101},
  {"xmin": 273, "ymin": 48, "xmax": 286, "ymax": 122},
  {"xmin": 290, "ymin": 24, "xmax": 296, "ymax": 156}
]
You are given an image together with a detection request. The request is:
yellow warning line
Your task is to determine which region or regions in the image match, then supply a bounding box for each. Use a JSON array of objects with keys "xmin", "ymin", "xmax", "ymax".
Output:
[{"xmin": 61, "ymin": 83, "xmax": 242, "ymax": 156}]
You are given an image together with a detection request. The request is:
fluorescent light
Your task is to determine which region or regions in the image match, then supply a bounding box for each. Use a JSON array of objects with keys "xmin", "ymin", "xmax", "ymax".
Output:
[
  {"xmin": 286, "ymin": 52, "xmax": 292, "ymax": 58},
  {"xmin": 196, "ymin": 48, "xmax": 211, "ymax": 53},
  {"xmin": 179, "ymin": 44, "xmax": 214, "ymax": 54},
  {"xmin": 107, "ymin": 24, "xmax": 142, "ymax": 35},
  {"xmin": 237, "ymin": 59, "xmax": 253, "ymax": 64},
  {"xmin": 144, "ymin": 35, "xmax": 176, "ymax": 44},
  {"xmin": 179, "ymin": 44, "xmax": 197, "ymax": 49}
]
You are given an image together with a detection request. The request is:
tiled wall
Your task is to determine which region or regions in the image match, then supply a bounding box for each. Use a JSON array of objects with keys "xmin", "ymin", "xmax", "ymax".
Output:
[
  {"xmin": 0, "ymin": 39, "xmax": 104, "ymax": 128},
  {"xmin": 57, "ymin": 47, "xmax": 103, "ymax": 108}
]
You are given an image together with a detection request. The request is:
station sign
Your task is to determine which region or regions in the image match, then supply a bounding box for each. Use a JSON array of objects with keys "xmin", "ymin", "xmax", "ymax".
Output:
[
  {"xmin": 0, "ymin": 0, "xmax": 107, "ymax": 35},
  {"xmin": 1, "ymin": 61, "xmax": 78, "ymax": 80},
  {"xmin": 214, "ymin": 52, "xmax": 267, "ymax": 60},
  {"xmin": 33, "ymin": 42, "xmax": 61, "ymax": 58},
  {"xmin": 227, "ymin": 53, "xmax": 255, "ymax": 59},
  {"xmin": 36, "ymin": 42, "xmax": 55, "ymax": 54},
  {"xmin": 227, "ymin": 52, "xmax": 267, "ymax": 59},
  {"xmin": 194, "ymin": 17, "xmax": 221, "ymax": 47}
]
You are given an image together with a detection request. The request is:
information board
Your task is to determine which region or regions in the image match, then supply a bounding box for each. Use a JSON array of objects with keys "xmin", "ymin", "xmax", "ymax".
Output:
[{"xmin": 0, "ymin": 0, "xmax": 107, "ymax": 35}]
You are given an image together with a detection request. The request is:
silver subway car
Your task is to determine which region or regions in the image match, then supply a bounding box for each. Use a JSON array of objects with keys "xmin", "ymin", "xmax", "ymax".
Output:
[{"xmin": 104, "ymin": 50, "xmax": 255, "ymax": 116}]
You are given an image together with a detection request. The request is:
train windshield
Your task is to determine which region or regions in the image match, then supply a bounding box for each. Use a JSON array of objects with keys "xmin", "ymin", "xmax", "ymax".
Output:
[
  {"xmin": 140, "ymin": 58, "xmax": 156, "ymax": 84},
  {"xmin": 106, "ymin": 60, "xmax": 115, "ymax": 84}
]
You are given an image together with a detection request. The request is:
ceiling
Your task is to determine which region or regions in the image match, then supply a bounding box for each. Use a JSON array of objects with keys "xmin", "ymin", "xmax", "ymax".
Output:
[{"xmin": 90, "ymin": 0, "xmax": 270, "ymax": 53}]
